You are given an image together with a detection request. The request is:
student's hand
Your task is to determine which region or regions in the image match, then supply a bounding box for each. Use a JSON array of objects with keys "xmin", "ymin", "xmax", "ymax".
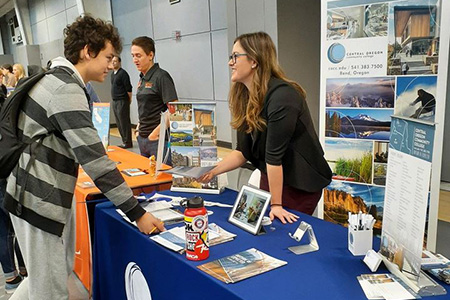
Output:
[
  {"xmin": 136, "ymin": 212, "xmax": 165, "ymax": 234},
  {"xmin": 269, "ymin": 206, "xmax": 299, "ymax": 224}
]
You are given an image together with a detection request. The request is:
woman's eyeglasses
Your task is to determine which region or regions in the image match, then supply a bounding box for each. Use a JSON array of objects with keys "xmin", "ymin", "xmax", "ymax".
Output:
[{"xmin": 229, "ymin": 53, "xmax": 248, "ymax": 64}]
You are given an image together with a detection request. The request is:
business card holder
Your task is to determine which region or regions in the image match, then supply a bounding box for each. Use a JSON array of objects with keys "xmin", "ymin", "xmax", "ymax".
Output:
[{"xmin": 288, "ymin": 221, "xmax": 319, "ymax": 255}]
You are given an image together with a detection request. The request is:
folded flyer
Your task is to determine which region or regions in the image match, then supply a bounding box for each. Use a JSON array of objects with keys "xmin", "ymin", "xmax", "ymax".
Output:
[
  {"xmin": 357, "ymin": 274, "xmax": 419, "ymax": 300},
  {"xmin": 197, "ymin": 248, "xmax": 287, "ymax": 284},
  {"xmin": 116, "ymin": 200, "xmax": 184, "ymax": 226},
  {"xmin": 162, "ymin": 166, "xmax": 215, "ymax": 178}
]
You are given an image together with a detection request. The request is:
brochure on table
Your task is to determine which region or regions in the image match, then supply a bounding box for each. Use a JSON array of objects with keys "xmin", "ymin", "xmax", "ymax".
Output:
[
  {"xmin": 163, "ymin": 102, "xmax": 224, "ymax": 194},
  {"xmin": 92, "ymin": 102, "xmax": 110, "ymax": 149},
  {"xmin": 357, "ymin": 274, "xmax": 419, "ymax": 300},
  {"xmin": 197, "ymin": 248, "xmax": 287, "ymax": 284}
]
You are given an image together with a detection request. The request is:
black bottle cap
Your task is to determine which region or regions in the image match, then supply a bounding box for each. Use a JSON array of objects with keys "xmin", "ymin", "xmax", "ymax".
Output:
[{"xmin": 187, "ymin": 196, "xmax": 204, "ymax": 208}]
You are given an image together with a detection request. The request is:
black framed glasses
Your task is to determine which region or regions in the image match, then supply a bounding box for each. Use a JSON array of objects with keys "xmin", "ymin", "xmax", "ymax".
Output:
[{"xmin": 229, "ymin": 53, "xmax": 248, "ymax": 64}]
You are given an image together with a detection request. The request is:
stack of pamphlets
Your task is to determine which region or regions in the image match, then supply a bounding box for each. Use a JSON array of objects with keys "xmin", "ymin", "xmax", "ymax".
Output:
[
  {"xmin": 428, "ymin": 268, "xmax": 450, "ymax": 284},
  {"xmin": 121, "ymin": 168, "xmax": 147, "ymax": 177},
  {"xmin": 117, "ymin": 200, "xmax": 184, "ymax": 226},
  {"xmin": 421, "ymin": 250, "xmax": 450, "ymax": 284},
  {"xmin": 357, "ymin": 274, "xmax": 419, "ymax": 299},
  {"xmin": 421, "ymin": 250, "xmax": 450, "ymax": 270},
  {"xmin": 197, "ymin": 248, "xmax": 287, "ymax": 284},
  {"xmin": 150, "ymin": 223, "xmax": 236, "ymax": 253}
]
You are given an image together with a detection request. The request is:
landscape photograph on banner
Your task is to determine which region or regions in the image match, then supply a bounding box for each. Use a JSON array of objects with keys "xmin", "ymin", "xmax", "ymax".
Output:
[
  {"xmin": 387, "ymin": 0, "xmax": 440, "ymax": 76},
  {"xmin": 394, "ymin": 75, "xmax": 437, "ymax": 122},
  {"xmin": 373, "ymin": 141, "xmax": 389, "ymax": 186},
  {"xmin": 325, "ymin": 108, "xmax": 393, "ymax": 140},
  {"xmin": 325, "ymin": 139, "xmax": 373, "ymax": 184},
  {"xmin": 327, "ymin": 2, "xmax": 388, "ymax": 40},
  {"xmin": 324, "ymin": 180, "xmax": 385, "ymax": 236},
  {"xmin": 326, "ymin": 77, "xmax": 395, "ymax": 108}
]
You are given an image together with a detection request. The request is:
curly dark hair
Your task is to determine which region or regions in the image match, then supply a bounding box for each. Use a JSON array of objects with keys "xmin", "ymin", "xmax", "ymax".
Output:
[{"xmin": 64, "ymin": 15, "xmax": 122, "ymax": 64}]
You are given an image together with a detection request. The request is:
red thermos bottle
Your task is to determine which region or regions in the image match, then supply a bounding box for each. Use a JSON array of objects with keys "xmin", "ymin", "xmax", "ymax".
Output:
[{"xmin": 184, "ymin": 196, "xmax": 209, "ymax": 261}]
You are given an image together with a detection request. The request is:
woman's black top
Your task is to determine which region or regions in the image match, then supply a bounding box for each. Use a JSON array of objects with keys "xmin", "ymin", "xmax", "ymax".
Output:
[{"xmin": 236, "ymin": 78, "xmax": 332, "ymax": 192}]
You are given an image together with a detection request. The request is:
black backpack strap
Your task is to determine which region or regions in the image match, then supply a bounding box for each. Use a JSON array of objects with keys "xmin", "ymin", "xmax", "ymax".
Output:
[{"xmin": 16, "ymin": 66, "xmax": 87, "ymax": 215}]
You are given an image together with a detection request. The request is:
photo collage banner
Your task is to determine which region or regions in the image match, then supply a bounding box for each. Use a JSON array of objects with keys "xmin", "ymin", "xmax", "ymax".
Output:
[
  {"xmin": 168, "ymin": 102, "xmax": 220, "ymax": 193},
  {"xmin": 321, "ymin": 0, "xmax": 443, "ymax": 238}
]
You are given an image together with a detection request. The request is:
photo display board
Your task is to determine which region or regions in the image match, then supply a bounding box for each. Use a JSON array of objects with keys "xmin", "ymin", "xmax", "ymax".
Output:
[
  {"xmin": 168, "ymin": 102, "xmax": 222, "ymax": 194},
  {"xmin": 320, "ymin": 0, "xmax": 445, "ymax": 243}
]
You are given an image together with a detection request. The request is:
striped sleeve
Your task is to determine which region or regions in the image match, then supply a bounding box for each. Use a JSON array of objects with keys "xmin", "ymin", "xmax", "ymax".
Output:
[{"xmin": 47, "ymin": 82, "xmax": 145, "ymax": 221}]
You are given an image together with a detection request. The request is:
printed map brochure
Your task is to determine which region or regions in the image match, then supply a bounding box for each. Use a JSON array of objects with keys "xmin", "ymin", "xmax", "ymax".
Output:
[{"xmin": 197, "ymin": 248, "xmax": 287, "ymax": 284}]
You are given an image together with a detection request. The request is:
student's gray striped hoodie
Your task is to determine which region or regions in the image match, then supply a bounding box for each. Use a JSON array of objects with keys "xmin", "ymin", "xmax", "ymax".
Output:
[{"xmin": 4, "ymin": 57, "xmax": 145, "ymax": 236}]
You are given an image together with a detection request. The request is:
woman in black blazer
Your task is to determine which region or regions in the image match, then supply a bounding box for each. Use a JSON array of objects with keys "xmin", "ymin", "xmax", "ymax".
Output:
[{"xmin": 199, "ymin": 32, "xmax": 331, "ymax": 223}]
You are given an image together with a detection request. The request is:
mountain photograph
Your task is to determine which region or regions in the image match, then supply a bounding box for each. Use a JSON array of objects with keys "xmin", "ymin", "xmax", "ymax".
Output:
[
  {"xmin": 326, "ymin": 108, "xmax": 393, "ymax": 140},
  {"xmin": 326, "ymin": 77, "xmax": 395, "ymax": 108},
  {"xmin": 324, "ymin": 180, "xmax": 385, "ymax": 236}
]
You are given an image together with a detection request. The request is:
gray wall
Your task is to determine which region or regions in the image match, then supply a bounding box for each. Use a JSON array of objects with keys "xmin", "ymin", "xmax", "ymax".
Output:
[
  {"xmin": 277, "ymin": 0, "xmax": 321, "ymax": 131},
  {"xmin": 111, "ymin": 0, "xmax": 232, "ymax": 144},
  {"xmin": 28, "ymin": 0, "xmax": 78, "ymax": 46}
]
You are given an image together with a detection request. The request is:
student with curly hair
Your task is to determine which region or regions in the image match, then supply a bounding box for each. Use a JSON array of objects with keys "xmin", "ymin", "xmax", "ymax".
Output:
[{"xmin": 5, "ymin": 15, "xmax": 164, "ymax": 299}]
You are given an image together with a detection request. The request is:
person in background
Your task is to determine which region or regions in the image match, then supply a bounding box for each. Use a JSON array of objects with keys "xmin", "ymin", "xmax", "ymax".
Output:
[
  {"xmin": 0, "ymin": 179, "xmax": 27, "ymax": 294},
  {"xmin": 0, "ymin": 73, "xmax": 6, "ymax": 106},
  {"xmin": 4, "ymin": 15, "xmax": 164, "ymax": 299},
  {"xmin": 111, "ymin": 56, "xmax": 133, "ymax": 148},
  {"xmin": 1, "ymin": 64, "xmax": 17, "ymax": 87},
  {"xmin": 401, "ymin": 62, "xmax": 409, "ymax": 75},
  {"xmin": 13, "ymin": 64, "xmax": 26, "ymax": 87},
  {"xmin": 199, "ymin": 32, "xmax": 332, "ymax": 223},
  {"xmin": 131, "ymin": 36, "xmax": 178, "ymax": 162}
]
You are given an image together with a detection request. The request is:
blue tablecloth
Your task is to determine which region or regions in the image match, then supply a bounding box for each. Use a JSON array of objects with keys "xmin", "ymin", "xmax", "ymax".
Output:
[{"xmin": 92, "ymin": 189, "xmax": 449, "ymax": 300}]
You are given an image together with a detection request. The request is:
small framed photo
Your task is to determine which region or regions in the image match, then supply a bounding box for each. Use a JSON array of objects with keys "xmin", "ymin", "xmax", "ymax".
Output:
[{"xmin": 228, "ymin": 185, "xmax": 271, "ymax": 235}]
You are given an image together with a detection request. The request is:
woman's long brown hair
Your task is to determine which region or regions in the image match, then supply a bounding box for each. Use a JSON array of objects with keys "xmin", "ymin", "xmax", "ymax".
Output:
[{"xmin": 229, "ymin": 32, "xmax": 306, "ymax": 133}]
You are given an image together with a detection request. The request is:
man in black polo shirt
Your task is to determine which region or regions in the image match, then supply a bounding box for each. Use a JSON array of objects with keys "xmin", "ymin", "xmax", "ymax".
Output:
[
  {"xmin": 131, "ymin": 36, "xmax": 178, "ymax": 163},
  {"xmin": 111, "ymin": 56, "xmax": 133, "ymax": 148}
]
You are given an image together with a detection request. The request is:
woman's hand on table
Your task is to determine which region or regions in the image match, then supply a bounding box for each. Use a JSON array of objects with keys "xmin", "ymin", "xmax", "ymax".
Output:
[
  {"xmin": 269, "ymin": 206, "xmax": 299, "ymax": 224},
  {"xmin": 197, "ymin": 170, "xmax": 216, "ymax": 183},
  {"xmin": 136, "ymin": 212, "xmax": 165, "ymax": 234}
]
